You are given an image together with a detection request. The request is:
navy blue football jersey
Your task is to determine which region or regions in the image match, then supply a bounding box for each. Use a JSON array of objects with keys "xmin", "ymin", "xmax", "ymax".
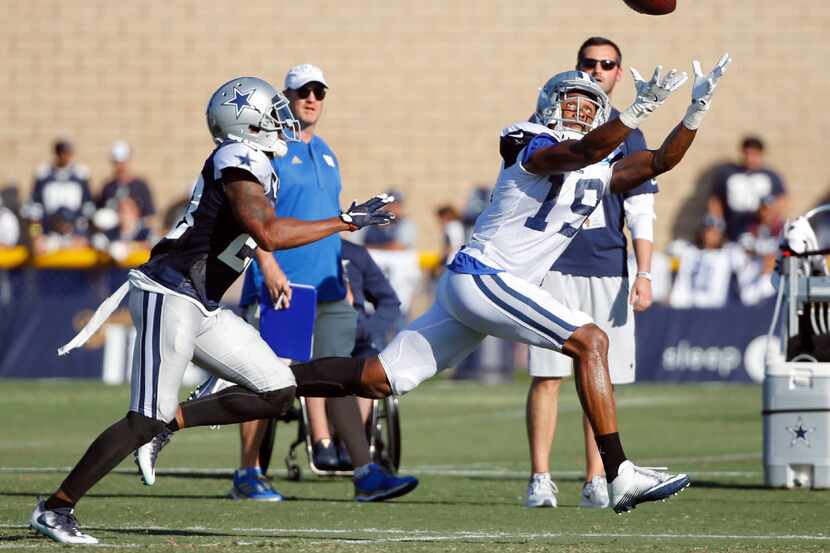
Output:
[{"xmin": 139, "ymin": 140, "xmax": 277, "ymax": 311}]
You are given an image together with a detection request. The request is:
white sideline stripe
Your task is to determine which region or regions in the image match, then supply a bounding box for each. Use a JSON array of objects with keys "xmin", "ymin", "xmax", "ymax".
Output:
[
  {"xmin": 0, "ymin": 465, "xmax": 761, "ymax": 478},
  {"xmin": 3, "ymin": 525, "xmax": 829, "ymax": 543}
]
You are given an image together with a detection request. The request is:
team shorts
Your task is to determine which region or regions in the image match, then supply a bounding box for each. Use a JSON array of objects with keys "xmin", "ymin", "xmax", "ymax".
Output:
[
  {"xmin": 378, "ymin": 270, "xmax": 592, "ymax": 395},
  {"xmin": 527, "ymin": 271, "xmax": 635, "ymax": 384},
  {"xmin": 127, "ymin": 287, "xmax": 295, "ymax": 422}
]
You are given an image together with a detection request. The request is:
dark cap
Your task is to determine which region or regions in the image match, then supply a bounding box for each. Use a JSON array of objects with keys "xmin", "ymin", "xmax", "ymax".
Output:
[
  {"xmin": 54, "ymin": 139, "xmax": 73, "ymax": 155},
  {"xmin": 741, "ymin": 135, "xmax": 764, "ymax": 151}
]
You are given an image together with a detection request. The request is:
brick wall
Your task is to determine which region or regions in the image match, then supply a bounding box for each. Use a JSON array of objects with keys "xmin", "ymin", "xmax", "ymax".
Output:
[{"xmin": 3, "ymin": 1, "xmax": 828, "ymax": 248}]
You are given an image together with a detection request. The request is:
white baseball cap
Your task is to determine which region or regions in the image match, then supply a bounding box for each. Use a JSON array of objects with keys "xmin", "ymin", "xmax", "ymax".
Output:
[
  {"xmin": 284, "ymin": 64, "xmax": 328, "ymax": 91},
  {"xmin": 111, "ymin": 140, "xmax": 131, "ymax": 162}
]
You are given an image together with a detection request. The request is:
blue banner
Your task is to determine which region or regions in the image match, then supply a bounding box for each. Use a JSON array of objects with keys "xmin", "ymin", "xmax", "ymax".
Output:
[
  {"xmin": 0, "ymin": 269, "xmax": 117, "ymax": 378},
  {"xmin": 634, "ymin": 299, "xmax": 776, "ymax": 383}
]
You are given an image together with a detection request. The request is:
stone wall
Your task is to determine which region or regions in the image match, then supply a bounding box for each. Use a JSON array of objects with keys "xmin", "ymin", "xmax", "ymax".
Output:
[{"xmin": 3, "ymin": 1, "xmax": 828, "ymax": 248}]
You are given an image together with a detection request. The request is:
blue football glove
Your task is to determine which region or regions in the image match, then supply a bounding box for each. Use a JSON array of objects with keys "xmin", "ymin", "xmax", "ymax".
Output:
[{"xmin": 340, "ymin": 193, "xmax": 396, "ymax": 230}]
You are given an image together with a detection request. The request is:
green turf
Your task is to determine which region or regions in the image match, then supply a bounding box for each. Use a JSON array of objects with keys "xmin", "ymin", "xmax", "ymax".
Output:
[{"xmin": 1, "ymin": 377, "xmax": 828, "ymax": 552}]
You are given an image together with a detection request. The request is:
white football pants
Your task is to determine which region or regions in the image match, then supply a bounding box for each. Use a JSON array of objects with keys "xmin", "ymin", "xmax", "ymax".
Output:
[{"xmin": 378, "ymin": 270, "xmax": 592, "ymax": 395}]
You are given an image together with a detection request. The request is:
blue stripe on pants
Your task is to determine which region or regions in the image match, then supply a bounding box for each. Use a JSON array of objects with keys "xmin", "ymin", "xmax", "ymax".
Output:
[
  {"xmin": 490, "ymin": 273, "xmax": 578, "ymax": 333},
  {"xmin": 138, "ymin": 291, "xmax": 149, "ymax": 412},
  {"xmin": 151, "ymin": 294, "xmax": 163, "ymax": 419},
  {"xmin": 472, "ymin": 274, "xmax": 563, "ymax": 348}
]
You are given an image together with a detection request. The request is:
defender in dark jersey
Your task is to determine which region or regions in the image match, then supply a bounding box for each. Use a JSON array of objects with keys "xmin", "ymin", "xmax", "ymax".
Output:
[{"xmin": 30, "ymin": 77, "xmax": 396, "ymax": 545}]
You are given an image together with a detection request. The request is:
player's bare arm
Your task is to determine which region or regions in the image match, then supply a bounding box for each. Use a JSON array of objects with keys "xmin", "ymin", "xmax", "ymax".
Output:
[
  {"xmin": 525, "ymin": 118, "xmax": 634, "ymax": 175},
  {"xmin": 610, "ymin": 124, "xmax": 695, "ymax": 193},
  {"xmin": 223, "ymin": 169, "xmax": 394, "ymax": 251},
  {"xmin": 610, "ymin": 54, "xmax": 731, "ymax": 194},
  {"xmin": 223, "ymin": 168, "xmax": 348, "ymax": 251},
  {"xmin": 525, "ymin": 65, "xmax": 688, "ymax": 176}
]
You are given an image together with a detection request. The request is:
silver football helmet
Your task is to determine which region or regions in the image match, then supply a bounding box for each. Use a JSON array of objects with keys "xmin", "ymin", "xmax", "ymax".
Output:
[
  {"xmin": 206, "ymin": 77, "xmax": 300, "ymax": 157},
  {"xmin": 534, "ymin": 71, "xmax": 610, "ymax": 141}
]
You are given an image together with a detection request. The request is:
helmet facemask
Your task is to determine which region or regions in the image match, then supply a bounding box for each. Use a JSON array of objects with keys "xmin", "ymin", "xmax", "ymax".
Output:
[
  {"xmin": 254, "ymin": 93, "xmax": 301, "ymax": 155},
  {"xmin": 554, "ymin": 92, "xmax": 602, "ymax": 134},
  {"xmin": 535, "ymin": 71, "xmax": 610, "ymax": 142}
]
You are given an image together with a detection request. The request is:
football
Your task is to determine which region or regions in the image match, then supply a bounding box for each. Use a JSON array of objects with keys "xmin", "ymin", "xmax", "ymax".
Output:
[{"xmin": 622, "ymin": 0, "xmax": 676, "ymax": 15}]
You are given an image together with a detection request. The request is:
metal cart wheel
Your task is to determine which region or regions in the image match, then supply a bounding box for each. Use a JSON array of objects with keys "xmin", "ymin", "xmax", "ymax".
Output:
[{"xmin": 369, "ymin": 396, "xmax": 401, "ymax": 473}]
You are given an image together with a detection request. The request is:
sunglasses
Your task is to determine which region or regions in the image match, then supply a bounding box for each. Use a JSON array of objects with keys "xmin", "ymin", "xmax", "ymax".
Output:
[
  {"xmin": 579, "ymin": 58, "xmax": 618, "ymax": 71},
  {"xmin": 295, "ymin": 84, "xmax": 327, "ymax": 100}
]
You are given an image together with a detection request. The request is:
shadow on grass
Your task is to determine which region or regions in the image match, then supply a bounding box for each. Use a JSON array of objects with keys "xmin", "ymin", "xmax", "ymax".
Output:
[
  {"xmin": 690, "ymin": 479, "xmax": 777, "ymax": 491},
  {"xmin": 0, "ymin": 535, "xmax": 31, "ymax": 542},
  {"xmin": 96, "ymin": 527, "xmax": 237, "ymax": 538},
  {"xmin": 0, "ymin": 490, "xmax": 229, "ymax": 500}
]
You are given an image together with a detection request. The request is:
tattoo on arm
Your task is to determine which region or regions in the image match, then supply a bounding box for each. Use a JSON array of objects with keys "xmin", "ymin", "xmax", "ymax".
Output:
[
  {"xmin": 222, "ymin": 168, "xmax": 348, "ymax": 252},
  {"xmin": 222, "ymin": 168, "xmax": 278, "ymax": 248}
]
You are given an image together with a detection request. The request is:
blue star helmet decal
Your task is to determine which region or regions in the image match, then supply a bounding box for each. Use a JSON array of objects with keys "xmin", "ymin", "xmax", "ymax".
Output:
[
  {"xmin": 223, "ymin": 87, "xmax": 256, "ymax": 119},
  {"xmin": 236, "ymin": 152, "xmax": 254, "ymax": 169}
]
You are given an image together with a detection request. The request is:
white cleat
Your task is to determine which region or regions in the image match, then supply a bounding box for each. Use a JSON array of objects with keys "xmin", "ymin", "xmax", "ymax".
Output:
[
  {"xmin": 30, "ymin": 500, "xmax": 99, "ymax": 545},
  {"xmin": 579, "ymin": 475, "xmax": 610, "ymax": 509},
  {"xmin": 525, "ymin": 473, "xmax": 558, "ymax": 508},
  {"xmin": 609, "ymin": 460, "xmax": 690, "ymax": 514},
  {"xmin": 134, "ymin": 430, "xmax": 172, "ymax": 486}
]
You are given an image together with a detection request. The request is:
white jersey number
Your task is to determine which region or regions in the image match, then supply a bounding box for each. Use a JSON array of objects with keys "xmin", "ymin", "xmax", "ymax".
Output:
[
  {"xmin": 524, "ymin": 175, "xmax": 604, "ymax": 236},
  {"xmin": 218, "ymin": 233, "xmax": 257, "ymax": 272},
  {"xmin": 166, "ymin": 176, "xmax": 204, "ymax": 240}
]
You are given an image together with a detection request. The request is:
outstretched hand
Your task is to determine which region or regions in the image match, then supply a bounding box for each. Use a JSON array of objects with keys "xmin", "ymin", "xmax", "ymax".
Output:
[
  {"xmin": 630, "ymin": 65, "xmax": 689, "ymax": 106},
  {"xmin": 620, "ymin": 64, "xmax": 687, "ymax": 129},
  {"xmin": 690, "ymin": 53, "xmax": 732, "ymax": 111},
  {"xmin": 340, "ymin": 193, "xmax": 396, "ymax": 230},
  {"xmin": 682, "ymin": 53, "xmax": 732, "ymax": 130}
]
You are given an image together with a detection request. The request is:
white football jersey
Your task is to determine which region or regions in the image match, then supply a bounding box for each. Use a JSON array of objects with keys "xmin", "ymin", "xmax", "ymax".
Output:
[{"xmin": 464, "ymin": 122, "xmax": 614, "ymax": 285}]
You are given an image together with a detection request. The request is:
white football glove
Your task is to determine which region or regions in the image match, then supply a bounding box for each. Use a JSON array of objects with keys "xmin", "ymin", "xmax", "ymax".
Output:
[
  {"xmin": 619, "ymin": 65, "xmax": 688, "ymax": 129},
  {"xmin": 682, "ymin": 53, "xmax": 732, "ymax": 130}
]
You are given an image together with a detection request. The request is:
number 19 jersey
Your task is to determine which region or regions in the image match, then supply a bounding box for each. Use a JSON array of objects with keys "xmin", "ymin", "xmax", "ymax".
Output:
[{"xmin": 462, "ymin": 122, "xmax": 614, "ymax": 286}]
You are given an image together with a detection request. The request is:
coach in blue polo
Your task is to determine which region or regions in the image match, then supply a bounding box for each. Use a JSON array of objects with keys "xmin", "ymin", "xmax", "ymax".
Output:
[{"xmin": 236, "ymin": 64, "xmax": 417, "ymax": 503}]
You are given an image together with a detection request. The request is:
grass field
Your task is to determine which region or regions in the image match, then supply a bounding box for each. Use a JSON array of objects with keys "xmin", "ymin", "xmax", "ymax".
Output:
[{"xmin": 1, "ymin": 377, "xmax": 828, "ymax": 552}]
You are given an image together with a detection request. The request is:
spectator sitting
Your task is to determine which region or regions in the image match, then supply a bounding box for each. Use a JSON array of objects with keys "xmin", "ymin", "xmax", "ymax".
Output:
[
  {"xmin": 33, "ymin": 208, "xmax": 89, "ymax": 255},
  {"xmin": 707, "ymin": 135, "xmax": 787, "ymax": 242},
  {"xmin": 362, "ymin": 190, "xmax": 421, "ymax": 316},
  {"xmin": 92, "ymin": 197, "xmax": 153, "ymax": 262},
  {"xmin": 343, "ymin": 239, "xmax": 403, "ymax": 424},
  {"xmin": 669, "ymin": 215, "xmax": 738, "ymax": 309},
  {"xmin": 740, "ymin": 194, "xmax": 785, "ymax": 258},
  {"xmin": 24, "ymin": 139, "xmax": 95, "ymax": 250},
  {"xmin": 461, "ymin": 185, "xmax": 492, "ymax": 241},
  {"xmin": 0, "ymin": 204, "xmax": 20, "ymax": 247},
  {"xmin": 344, "ymin": 239, "xmax": 402, "ymax": 358},
  {"xmin": 98, "ymin": 141, "xmax": 156, "ymax": 232},
  {"xmin": 735, "ymin": 195, "xmax": 781, "ymax": 305},
  {"xmin": 435, "ymin": 205, "xmax": 464, "ymax": 266},
  {"xmin": 0, "ymin": 185, "xmax": 22, "ymax": 248},
  {"xmin": 363, "ymin": 189, "xmax": 416, "ymax": 251}
]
